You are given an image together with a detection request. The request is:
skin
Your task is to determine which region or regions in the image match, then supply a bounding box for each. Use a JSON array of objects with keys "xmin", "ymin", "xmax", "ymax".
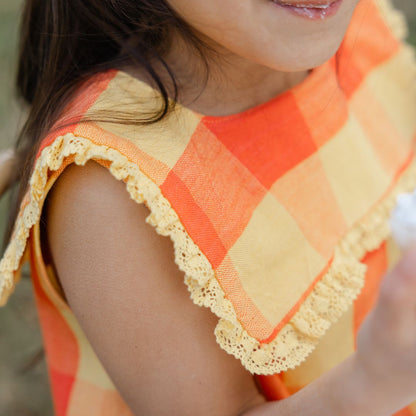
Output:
[
  {"xmin": 160, "ymin": 0, "xmax": 360, "ymax": 115},
  {"xmin": 44, "ymin": 0, "xmax": 416, "ymax": 414},
  {"xmin": 47, "ymin": 162, "xmax": 416, "ymax": 416}
]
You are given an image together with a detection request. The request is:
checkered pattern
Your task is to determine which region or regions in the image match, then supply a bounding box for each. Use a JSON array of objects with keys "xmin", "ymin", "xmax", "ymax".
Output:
[
  {"xmin": 16, "ymin": 0, "xmax": 416, "ymax": 413},
  {"xmin": 68, "ymin": 0, "xmax": 415, "ymax": 340}
]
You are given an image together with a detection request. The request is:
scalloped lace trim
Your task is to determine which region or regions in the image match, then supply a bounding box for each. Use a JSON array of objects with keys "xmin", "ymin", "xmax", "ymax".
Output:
[
  {"xmin": 1, "ymin": 133, "xmax": 416, "ymax": 374},
  {"xmin": 1, "ymin": 1, "xmax": 416, "ymax": 375}
]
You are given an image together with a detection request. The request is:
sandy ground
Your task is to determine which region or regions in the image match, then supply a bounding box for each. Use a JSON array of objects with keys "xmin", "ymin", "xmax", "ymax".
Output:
[{"xmin": 0, "ymin": 1, "xmax": 415, "ymax": 415}]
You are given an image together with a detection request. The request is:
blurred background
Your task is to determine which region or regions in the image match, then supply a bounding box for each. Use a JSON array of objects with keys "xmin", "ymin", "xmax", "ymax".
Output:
[{"xmin": 0, "ymin": 1, "xmax": 416, "ymax": 415}]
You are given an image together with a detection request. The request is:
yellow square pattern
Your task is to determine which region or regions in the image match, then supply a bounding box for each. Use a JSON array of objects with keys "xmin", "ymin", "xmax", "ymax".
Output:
[
  {"xmin": 366, "ymin": 49, "xmax": 416, "ymax": 144},
  {"xmin": 228, "ymin": 193, "xmax": 326, "ymax": 326},
  {"xmin": 319, "ymin": 114, "xmax": 391, "ymax": 226},
  {"xmin": 90, "ymin": 72, "xmax": 200, "ymax": 169}
]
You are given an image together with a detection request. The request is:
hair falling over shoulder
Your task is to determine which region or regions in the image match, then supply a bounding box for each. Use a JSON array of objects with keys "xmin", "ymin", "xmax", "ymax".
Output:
[{"xmin": 5, "ymin": 0, "xmax": 205, "ymax": 247}]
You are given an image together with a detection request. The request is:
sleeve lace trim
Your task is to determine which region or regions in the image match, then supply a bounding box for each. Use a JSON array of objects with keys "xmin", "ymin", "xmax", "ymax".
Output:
[
  {"xmin": 1, "ymin": 0, "xmax": 415, "ymax": 375},
  {"xmin": 1, "ymin": 132, "xmax": 416, "ymax": 374}
]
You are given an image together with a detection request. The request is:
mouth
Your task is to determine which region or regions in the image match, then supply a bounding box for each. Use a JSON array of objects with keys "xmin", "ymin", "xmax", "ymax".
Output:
[
  {"xmin": 271, "ymin": 0, "xmax": 343, "ymax": 20},
  {"xmin": 273, "ymin": 0, "xmax": 333, "ymax": 6}
]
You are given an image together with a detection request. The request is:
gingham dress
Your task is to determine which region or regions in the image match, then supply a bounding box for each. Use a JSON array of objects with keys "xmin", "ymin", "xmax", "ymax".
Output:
[{"xmin": 1, "ymin": 0, "xmax": 416, "ymax": 414}]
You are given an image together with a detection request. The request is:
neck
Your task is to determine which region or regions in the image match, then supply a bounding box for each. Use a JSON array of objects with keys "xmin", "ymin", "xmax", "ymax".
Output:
[{"xmin": 129, "ymin": 33, "xmax": 309, "ymax": 117}]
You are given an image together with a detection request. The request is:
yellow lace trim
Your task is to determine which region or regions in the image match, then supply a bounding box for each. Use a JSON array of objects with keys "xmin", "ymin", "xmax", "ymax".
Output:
[
  {"xmin": 1, "ymin": 133, "xmax": 416, "ymax": 374},
  {"xmin": 1, "ymin": 0, "xmax": 415, "ymax": 375}
]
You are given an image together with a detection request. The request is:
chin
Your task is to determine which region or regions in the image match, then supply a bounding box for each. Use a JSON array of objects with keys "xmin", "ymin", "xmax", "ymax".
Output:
[
  {"xmin": 261, "ymin": 32, "xmax": 346, "ymax": 72},
  {"xmin": 255, "ymin": 0, "xmax": 357, "ymax": 72}
]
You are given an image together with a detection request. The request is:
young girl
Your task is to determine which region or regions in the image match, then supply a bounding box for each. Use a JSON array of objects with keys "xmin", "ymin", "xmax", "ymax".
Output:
[{"xmin": 1, "ymin": 0, "xmax": 416, "ymax": 414}]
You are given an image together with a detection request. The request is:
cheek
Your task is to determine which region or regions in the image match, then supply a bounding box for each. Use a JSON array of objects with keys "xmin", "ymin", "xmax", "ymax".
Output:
[
  {"xmin": 167, "ymin": 0, "xmax": 253, "ymax": 40},
  {"xmin": 168, "ymin": 0, "xmax": 359, "ymax": 72},
  {"xmin": 167, "ymin": 0, "xmax": 240, "ymax": 23}
]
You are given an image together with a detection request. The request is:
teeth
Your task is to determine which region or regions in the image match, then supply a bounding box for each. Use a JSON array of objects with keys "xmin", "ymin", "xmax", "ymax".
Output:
[
  {"xmin": 272, "ymin": 0, "xmax": 331, "ymax": 8},
  {"xmin": 301, "ymin": 4, "xmax": 330, "ymax": 8}
]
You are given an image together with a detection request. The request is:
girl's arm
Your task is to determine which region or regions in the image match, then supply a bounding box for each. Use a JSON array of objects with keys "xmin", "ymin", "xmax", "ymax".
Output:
[{"xmin": 46, "ymin": 161, "xmax": 416, "ymax": 416}]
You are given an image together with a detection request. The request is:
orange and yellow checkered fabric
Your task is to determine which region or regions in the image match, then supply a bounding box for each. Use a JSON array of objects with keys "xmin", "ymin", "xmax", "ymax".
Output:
[{"xmin": 1, "ymin": 0, "xmax": 416, "ymax": 414}]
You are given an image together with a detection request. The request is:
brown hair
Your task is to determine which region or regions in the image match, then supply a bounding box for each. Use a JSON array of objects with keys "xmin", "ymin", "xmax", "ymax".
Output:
[{"xmin": 6, "ymin": 0, "xmax": 207, "ymax": 244}]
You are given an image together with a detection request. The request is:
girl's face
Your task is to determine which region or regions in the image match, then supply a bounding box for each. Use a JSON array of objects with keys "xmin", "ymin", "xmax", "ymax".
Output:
[{"xmin": 167, "ymin": 0, "xmax": 360, "ymax": 72}]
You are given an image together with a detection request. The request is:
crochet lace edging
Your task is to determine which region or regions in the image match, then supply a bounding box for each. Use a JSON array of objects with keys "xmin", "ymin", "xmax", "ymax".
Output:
[
  {"xmin": 1, "ymin": 134, "xmax": 416, "ymax": 375},
  {"xmin": 1, "ymin": 3, "xmax": 415, "ymax": 373}
]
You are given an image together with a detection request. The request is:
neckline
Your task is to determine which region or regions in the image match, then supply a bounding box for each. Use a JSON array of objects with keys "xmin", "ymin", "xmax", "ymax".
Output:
[
  {"xmin": 116, "ymin": 54, "xmax": 337, "ymax": 125},
  {"xmin": 201, "ymin": 56, "xmax": 336, "ymax": 125}
]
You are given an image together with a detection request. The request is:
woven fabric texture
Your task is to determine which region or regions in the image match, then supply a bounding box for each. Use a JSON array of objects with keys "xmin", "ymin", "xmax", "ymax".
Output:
[{"xmin": 0, "ymin": 0, "xmax": 416, "ymax": 413}]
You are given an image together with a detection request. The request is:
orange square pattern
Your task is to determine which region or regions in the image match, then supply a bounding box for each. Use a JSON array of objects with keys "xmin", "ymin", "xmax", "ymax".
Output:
[
  {"xmin": 350, "ymin": 84, "xmax": 410, "ymax": 175},
  {"xmin": 337, "ymin": 0, "xmax": 400, "ymax": 97},
  {"xmin": 161, "ymin": 170, "xmax": 228, "ymax": 268},
  {"xmin": 292, "ymin": 59, "xmax": 349, "ymax": 149},
  {"xmin": 203, "ymin": 92, "xmax": 317, "ymax": 189},
  {"xmin": 271, "ymin": 153, "xmax": 348, "ymax": 258},
  {"xmin": 50, "ymin": 370, "xmax": 76, "ymax": 416},
  {"xmin": 23, "ymin": 1, "xmax": 416, "ymax": 413},
  {"xmin": 163, "ymin": 123, "xmax": 267, "ymax": 254}
]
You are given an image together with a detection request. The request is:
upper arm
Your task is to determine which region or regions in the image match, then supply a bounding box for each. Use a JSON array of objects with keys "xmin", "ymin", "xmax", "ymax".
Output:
[{"xmin": 46, "ymin": 161, "xmax": 265, "ymax": 416}]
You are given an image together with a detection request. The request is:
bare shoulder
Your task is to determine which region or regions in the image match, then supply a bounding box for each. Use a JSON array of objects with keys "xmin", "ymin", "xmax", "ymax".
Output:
[{"xmin": 46, "ymin": 161, "xmax": 264, "ymax": 416}]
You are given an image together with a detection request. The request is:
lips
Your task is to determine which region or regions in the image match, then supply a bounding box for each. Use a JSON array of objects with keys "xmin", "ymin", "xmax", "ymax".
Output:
[{"xmin": 271, "ymin": 0, "xmax": 343, "ymax": 19}]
